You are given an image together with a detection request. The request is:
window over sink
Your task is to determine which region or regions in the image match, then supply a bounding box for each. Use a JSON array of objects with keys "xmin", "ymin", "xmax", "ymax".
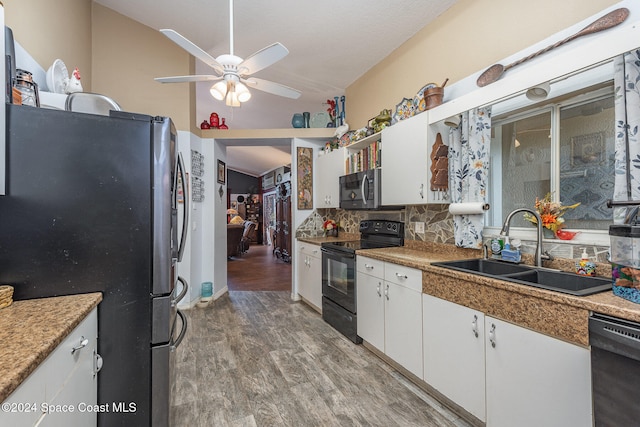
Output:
[{"xmin": 487, "ymin": 81, "xmax": 615, "ymax": 244}]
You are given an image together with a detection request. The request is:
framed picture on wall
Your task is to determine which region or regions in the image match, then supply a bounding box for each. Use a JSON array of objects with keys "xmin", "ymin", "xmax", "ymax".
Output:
[
  {"xmin": 217, "ymin": 160, "xmax": 226, "ymax": 184},
  {"xmin": 297, "ymin": 147, "xmax": 313, "ymax": 210}
]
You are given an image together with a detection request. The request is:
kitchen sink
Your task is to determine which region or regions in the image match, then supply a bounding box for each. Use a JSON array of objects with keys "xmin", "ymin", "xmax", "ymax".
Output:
[
  {"xmin": 503, "ymin": 269, "xmax": 612, "ymax": 296},
  {"xmin": 432, "ymin": 258, "xmax": 533, "ymax": 276},
  {"xmin": 433, "ymin": 258, "xmax": 612, "ymax": 296}
]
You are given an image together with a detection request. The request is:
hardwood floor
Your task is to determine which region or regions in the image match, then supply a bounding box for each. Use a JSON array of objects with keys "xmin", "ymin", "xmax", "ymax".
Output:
[
  {"xmin": 171, "ymin": 291, "xmax": 472, "ymax": 427},
  {"xmin": 227, "ymin": 244, "xmax": 291, "ymax": 291}
]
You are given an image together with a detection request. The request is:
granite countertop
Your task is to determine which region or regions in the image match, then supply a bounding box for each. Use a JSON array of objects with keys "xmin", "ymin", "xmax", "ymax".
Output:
[
  {"xmin": 296, "ymin": 233, "xmax": 360, "ymax": 245},
  {"xmin": 0, "ymin": 293, "xmax": 103, "ymax": 402},
  {"xmin": 357, "ymin": 245, "xmax": 640, "ymax": 339}
]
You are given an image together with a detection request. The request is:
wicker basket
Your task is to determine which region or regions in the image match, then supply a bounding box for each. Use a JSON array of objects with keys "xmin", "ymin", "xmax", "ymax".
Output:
[{"xmin": 0, "ymin": 285, "xmax": 14, "ymax": 309}]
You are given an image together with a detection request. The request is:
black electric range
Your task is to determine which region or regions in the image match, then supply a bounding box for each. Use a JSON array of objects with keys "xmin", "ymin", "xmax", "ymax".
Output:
[
  {"xmin": 320, "ymin": 220, "xmax": 404, "ymax": 343},
  {"xmin": 321, "ymin": 220, "xmax": 405, "ymax": 253}
]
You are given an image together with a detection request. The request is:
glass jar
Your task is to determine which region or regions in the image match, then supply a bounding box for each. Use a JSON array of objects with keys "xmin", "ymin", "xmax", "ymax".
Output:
[{"xmin": 14, "ymin": 69, "xmax": 39, "ymax": 107}]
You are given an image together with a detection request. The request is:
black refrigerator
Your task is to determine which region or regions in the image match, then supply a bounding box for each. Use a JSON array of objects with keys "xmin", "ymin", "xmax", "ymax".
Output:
[{"xmin": 0, "ymin": 104, "xmax": 189, "ymax": 426}]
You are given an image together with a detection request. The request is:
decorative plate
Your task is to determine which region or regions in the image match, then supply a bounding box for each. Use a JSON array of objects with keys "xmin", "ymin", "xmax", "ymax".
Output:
[
  {"xmin": 46, "ymin": 59, "xmax": 68, "ymax": 94},
  {"xmin": 310, "ymin": 112, "xmax": 330, "ymax": 128},
  {"xmin": 392, "ymin": 97, "xmax": 416, "ymax": 124},
  {"xmin": 413, "ymin": 83, "xmax": 437, "ymax": 113}
]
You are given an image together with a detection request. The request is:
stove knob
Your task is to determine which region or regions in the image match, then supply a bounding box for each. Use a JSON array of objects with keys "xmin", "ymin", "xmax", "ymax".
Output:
[
  {"xmin": 392, "ymin": 224, "xmax": 397, "ymax": 231},
  {"xmin": 386, "ymin": 223, "xmax": 392, "ymax": 230}
]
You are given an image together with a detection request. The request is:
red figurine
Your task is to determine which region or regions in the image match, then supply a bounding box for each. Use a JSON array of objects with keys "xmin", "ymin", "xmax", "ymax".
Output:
[{"xmin": 200, "ymin": 120, "xmax": 210, "ymax": 130}]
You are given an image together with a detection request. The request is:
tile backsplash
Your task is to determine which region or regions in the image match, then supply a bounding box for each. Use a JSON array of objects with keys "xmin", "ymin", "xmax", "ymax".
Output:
[
  {"xmin": 296, "ymin": 205, "xmax": 610, "ymax": 263},
  {"xmin": 296, "ymin": 204, "xmax": 455, "ymax": 244}
]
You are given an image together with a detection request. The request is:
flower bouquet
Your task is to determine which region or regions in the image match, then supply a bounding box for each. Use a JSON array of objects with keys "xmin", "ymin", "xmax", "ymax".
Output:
[
  {"xmin": 523, "ymin": 193, "xmax": 580, "ymax": 236},
  {"xmin": 323, "ymin": 219, "xmax": 338, "ymax": 237}
]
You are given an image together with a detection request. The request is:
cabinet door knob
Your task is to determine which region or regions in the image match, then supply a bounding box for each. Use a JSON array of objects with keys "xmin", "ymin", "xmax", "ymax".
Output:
[
  {"xmin": 376, "ymin": 282, "xmax": 381, "ymax": 297},
  {"xmin": 71, "ymin": 336, "xmax": 89, "ymax": 355},
  {"xmin": 471, "ymin": 314, "xmax": 479, "ymax": 338},
  {"xmin": 385, "ymin": 284, "xmax": 390, "ymax": 300},
  {"xmin": 419, "ymin": 183, "xmax": 424, "ymax": 199},
  {"xmin": 489, "ymin": 323, "xmax": 497, "ymax": 348},
  {"xmin": 395, "ymin": 272, "xmax": 408, "ymax": 280},
  {"xmin": 365, "ymin": 264, "xmax": 374, "ymax": 270}
]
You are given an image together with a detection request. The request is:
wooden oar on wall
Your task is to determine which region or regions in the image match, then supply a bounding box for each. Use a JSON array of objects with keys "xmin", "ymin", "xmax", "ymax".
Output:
[{"xmin": 476, "ymin": 7, "xmax": 629, "ymax": 87}]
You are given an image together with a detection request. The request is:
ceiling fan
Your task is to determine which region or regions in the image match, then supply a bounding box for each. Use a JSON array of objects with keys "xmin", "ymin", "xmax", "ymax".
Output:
[{"xmin": 155, "ymin": 0, "xmax": 301, "ymax": 107}]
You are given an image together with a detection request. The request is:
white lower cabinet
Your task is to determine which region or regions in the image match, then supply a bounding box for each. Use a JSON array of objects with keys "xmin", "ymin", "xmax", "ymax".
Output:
[
  {"xmin": 0, "ymin": 307, "xmax": 98, "ymax": 427},
  {"xmin": 357, "ymin": 257, "xmax": 423, "ymax": 378},
  {"xmin": 485, "ymin": 316, "xmax": 592, "ymax": 427},
  {"xmin": 422, "ymin": 295, "xmax": 592, "ymax": 426},
  {"xmin": 296, "ymin": 242, "xmax": 322, "ymax": 310},
  {"xmin": 356, "ymin": 266, "xmax": 385, "ymax": 351},
  {"xmin": 422, "ymin": 295, "xmax": 486, "ymax": 422}
]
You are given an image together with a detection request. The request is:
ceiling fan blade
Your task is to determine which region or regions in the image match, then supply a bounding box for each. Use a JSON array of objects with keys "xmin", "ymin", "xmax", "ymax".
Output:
[
  {"xmin": 160, "ymin": 29, "xmax": 224, "ymax": 75},
  {"xmin": 239, "ymin": 43, "xmax": 289, "ymax": 76},
  {"xmin": 155, "ymin": 75, "xmax": 222, "ymax": 83},
  {"xmin": 243, "ymin": 77, "xmax": 301, "ymax": 99}
]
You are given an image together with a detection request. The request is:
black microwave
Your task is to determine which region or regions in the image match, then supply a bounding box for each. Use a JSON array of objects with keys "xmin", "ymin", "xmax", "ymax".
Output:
[{"xmin": 339, "ymin": 169, "xmax": 384, "ymax": 210}]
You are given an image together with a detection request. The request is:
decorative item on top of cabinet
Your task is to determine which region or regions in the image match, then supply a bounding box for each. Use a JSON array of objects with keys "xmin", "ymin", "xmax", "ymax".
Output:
[
  {"xmin": 424, "ymin": 78, "xmax": 448, "ymax": 110},
  {"xmin": 476, "ymin": 8, "xmax": 629, "ymax": 87}
]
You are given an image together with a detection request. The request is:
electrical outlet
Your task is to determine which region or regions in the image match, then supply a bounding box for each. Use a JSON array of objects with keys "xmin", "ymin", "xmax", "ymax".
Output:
[{"xmin": 414, "ymin": 222, "xmax": 425, "ymax": 234}]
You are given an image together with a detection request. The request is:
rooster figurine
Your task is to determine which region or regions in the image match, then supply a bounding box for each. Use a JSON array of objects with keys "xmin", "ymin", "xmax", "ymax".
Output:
[{"xmin": 64, "ymin": 67, "xmax": 83, "ymax": 94}]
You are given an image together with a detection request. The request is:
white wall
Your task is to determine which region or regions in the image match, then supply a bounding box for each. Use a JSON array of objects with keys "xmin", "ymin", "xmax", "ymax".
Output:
[
  {"xmin": 176, "ymin": 131, "xmax": 193, "ymax": 308},
  {"xmin": 177, "ymin": 132, "xmax": 226, "ymax": 308},
  {"xmin": 290, "ymin": 138, "xmax": 324, "ymax": 299}
]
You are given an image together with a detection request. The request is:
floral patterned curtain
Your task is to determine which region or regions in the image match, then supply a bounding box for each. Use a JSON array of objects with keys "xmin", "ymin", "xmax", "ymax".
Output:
[
  {"xmin": 448, "ymin": 107, "xmax": 492, "ymax": 248},
  {"xmin": 613, "ymin": 48, "xmax": 640, "ymax": 223}
]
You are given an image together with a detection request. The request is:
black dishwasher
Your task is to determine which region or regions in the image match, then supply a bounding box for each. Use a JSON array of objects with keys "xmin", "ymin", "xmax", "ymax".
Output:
[{"xmin": 589, "ymin": 313, "xmax": 640, "ymax": 426}]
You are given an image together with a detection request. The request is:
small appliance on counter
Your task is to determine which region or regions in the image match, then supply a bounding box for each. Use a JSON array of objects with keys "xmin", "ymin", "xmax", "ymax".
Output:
[{"xmin": 608, "ymin": 200, "xmax": 640, "ymax": 303}]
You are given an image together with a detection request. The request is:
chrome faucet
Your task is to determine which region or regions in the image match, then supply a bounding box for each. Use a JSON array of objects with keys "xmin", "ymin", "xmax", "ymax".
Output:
[{"xmin": 499, "ymin": 208, "xmax": 551, "ymax": 267}]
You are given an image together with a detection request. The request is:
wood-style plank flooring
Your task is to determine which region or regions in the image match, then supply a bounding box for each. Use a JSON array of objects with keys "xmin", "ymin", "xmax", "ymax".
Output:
[
  {"xmin": 171, "ymin": 291, "xmax": 472, "ymax": 426},
  {"xmin": 227, "ymin": 244, "xmax": 291, "ymax": 292}
]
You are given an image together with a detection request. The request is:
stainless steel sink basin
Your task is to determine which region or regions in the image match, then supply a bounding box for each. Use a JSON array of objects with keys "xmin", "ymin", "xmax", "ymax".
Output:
[{"xmin": 433, "ymin": 258, "xmax": 612, "ymax": 296}]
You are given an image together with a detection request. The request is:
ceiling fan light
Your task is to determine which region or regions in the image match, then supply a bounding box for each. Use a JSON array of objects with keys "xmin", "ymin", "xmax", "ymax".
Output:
[
  {"xmin": 210, "ymin": 81, "xmax": 227, "ymax": 100},
  {"xmin": 235, "ymin": 82, "xmax": 251, "ymax": 102},
  {"xmin": 226, "ymin": 91, "xmax": 241, "ymax": 107}
]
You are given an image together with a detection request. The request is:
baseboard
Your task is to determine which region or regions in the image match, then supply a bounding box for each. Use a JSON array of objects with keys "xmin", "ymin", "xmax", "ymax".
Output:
[
  {"xmin": 299, "ymin": 296, "xmax": 322, "ymax": 314},
  {"xmin": 361, "ymin": 341, "xmax": 484, "ymax": 427}
]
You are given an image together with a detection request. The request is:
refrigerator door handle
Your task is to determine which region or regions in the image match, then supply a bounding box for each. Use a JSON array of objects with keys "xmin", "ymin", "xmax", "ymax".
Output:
[
  {"xmin": 176, "ymin": 152, "xmax": 189, "ymax": 262},
  {"xmin": 171, "ymin": 309, "xmax": 188, "ymax": 351},
  {"xmin": 172, "ymin": 276, "xmax": 188, "ymax": 307}
]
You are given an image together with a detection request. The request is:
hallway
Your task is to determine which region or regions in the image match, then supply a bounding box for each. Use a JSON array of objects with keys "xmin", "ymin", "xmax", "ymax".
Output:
[{"xmin": 227, "ymin": 244, "xmax": 292, "ymax": 291}]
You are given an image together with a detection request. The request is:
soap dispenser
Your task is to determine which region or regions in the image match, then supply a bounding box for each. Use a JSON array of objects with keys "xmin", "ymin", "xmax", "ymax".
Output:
[{"xmin": 575, "ymin": 248, "xmax": 596, "ymax": 276}]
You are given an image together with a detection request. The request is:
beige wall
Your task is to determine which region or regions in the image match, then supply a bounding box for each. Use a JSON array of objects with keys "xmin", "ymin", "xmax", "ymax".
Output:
[
  {"xmin": 4, "ymin": 0, "xmax": 93, "ymax": 90},
  {"xmin": 91, "ymin": 4, "xmax": 193, "ymax": 130},
  {"xmin": 346, "ymin": 0, "xmax": 619, "ymax": 129}
]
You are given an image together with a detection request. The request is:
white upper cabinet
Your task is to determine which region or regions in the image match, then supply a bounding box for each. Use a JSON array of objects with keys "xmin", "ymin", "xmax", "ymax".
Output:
[
  {"xmin": 315, "ymin": 148, "xmax": 346, "ymax": 208},
  {"xmin": 381, "ymin": 112, "xmax": 429, "ymax": 205}
]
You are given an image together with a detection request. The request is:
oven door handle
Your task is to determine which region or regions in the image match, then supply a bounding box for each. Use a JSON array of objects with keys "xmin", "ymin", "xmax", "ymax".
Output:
[{"xmin": 321, "ymin": 247, "xmax": 356, "ymax": 259}]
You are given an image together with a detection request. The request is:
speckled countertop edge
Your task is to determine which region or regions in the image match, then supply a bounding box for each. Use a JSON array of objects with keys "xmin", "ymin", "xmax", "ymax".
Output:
[
  {"xmin": 357, "ymin": 246, "xmax": 640, "ymax": 324},
  {"xmin": 0, "ymin": 292, "xmax": 102, "ymax": 402},
  {"xmin": 296, "ymin": 233, "xmax": 360, "ymax": 245}
]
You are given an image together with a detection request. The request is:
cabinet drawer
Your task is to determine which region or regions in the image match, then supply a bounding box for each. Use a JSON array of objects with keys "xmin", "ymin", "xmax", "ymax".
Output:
[
  {"xmin": 357, "ymin": 256, "xmax": 384, "ymax": 278},
  {"xmin": 45, "ymin": 308, "xmax": 97, "ymax": 402},
  {"xmin": 299, "ymin": 243, "xmax": 321, "ymax": 259},
  {"xmin": 384, "ymin": 263, "xmax": 421, "ymax": 291}
]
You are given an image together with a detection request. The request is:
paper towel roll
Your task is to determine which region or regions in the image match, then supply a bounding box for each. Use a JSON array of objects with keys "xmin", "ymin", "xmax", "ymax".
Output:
[{"xmin": 448, "ymin": 202, "xmax": 490, "ymax": 215}]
